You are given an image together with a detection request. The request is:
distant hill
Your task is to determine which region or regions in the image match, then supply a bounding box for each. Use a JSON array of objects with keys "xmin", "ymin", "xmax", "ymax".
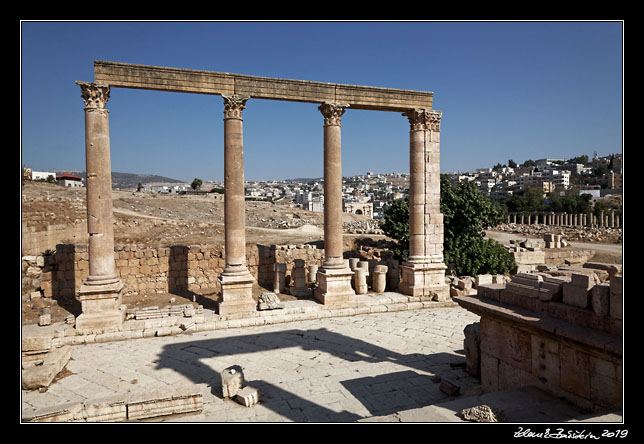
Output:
[{"xmin": 56, "ymin": 171, "xmax": 183, "ymax": 189}]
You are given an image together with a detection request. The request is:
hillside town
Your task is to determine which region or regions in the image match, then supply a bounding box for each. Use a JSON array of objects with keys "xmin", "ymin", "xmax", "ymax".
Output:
[{"xmin": 23, "ymin": 152, "xmax": 623, "ymax": 222}]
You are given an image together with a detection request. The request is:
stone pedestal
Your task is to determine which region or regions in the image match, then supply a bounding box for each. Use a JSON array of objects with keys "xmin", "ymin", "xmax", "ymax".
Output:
[
  {"xmin": 76, "ymin": 281, "xmax": 124, "ymax": 334},
  {"xmin": 218, "ymin": 272, "xmax": 255, "ymax": 316},
  {"xmin": 399, "ymin": 262, "xmax": 449, "ymax": 301},
  {"xmin": 315, "ymin": 267, "xmax": 355, "ymax": 305}
]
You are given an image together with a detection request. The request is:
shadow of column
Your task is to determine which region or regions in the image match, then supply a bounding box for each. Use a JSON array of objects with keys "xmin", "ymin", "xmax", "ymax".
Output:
[{"xmin": 154, "ymin": 328, "xmax": 471, "ymax": 422}]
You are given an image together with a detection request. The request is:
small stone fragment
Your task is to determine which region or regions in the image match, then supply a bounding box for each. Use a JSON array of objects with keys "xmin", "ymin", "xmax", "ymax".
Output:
[
  {"xmin": 257, "ymin": 292, "xmax": 283, "ymax": 311},
  {"xmin": 461, "ymin": 405, "xmax": 504, "ymax": 422},
  {"xmin": 235, "ymin": 386, "xmax": 259, "ymax": 407},
  {"xmin": 221, "ymin": 366, "xmax": 244, "ymax": 398}
]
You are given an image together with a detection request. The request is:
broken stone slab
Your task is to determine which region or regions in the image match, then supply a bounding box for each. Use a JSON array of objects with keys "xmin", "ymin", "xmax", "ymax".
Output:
[
  {"xmin": 257, "ymin": 292, "xmax": 283, "ymax": 311},
  {"xmin": 221, "ymin": 366, "xmax": 244, "ymax": 398},
  {"xmin": 22, "ymin": 345, "xmax": 72, "ymax": 390},
  {"xmin": 235, "ymin": 386, "xmax": 259, "ymax": 407},
  {"xmin": 461, "ymin": 405, "xmax": 504, "ymax": 423},
  {"xmin": 126, "ymin": 388, "xmax": 203, "ymax": 421},
  {"xmin": 25, "ymin": 389, "xmax": 203, "ymax": 422}
]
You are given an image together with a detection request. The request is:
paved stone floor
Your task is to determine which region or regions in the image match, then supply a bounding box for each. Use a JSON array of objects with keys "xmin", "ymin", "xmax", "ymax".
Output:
[
  {"xmin": 22, "ymin": 306, "xmax": 488, "ymax": 422},
  {"xmin": 21, "ymin": 306, "xmax": 621, "ymax": 423}
]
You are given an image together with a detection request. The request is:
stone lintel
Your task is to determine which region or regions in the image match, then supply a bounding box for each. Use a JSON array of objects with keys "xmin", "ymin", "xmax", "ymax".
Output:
[{"xmin": 94, "ymin": 61, "xmax": 433, "ymax": 112}]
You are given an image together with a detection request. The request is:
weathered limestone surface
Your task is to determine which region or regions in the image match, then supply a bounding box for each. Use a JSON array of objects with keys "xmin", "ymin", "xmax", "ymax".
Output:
[
  {"xmin": 315, "ymin": 103, "xmax": 355, "ymax": 305},
  {"xmin": 399, "ymin": 109, "xmax": 448, "ymax": 300},
  {"xmin": 218, "ymin": 95, "xmax": 256, "ymax": 316},
  {"xmin": 456, "ymin": 268, "xmax": 623, "ymax": 412},
  {"xmin": 93, "ymin": 61, "xmax": 433, "ymax": 111},
  {"xmin": 75, "ymin": 81, "xmax": 124, "ymax": 334}
]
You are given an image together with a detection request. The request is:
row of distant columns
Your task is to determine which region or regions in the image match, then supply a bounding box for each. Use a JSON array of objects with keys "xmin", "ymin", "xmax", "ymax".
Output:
[
  {"xmin": 74, "ymin": 82, "xmax": 449, "ymax": 332},
  {"xmin": 507, "ymin": 212, "xmax": 622, "ymax": 228}
]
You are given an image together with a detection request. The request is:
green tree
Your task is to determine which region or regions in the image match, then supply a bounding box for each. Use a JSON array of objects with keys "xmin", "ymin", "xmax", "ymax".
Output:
[
  {"xmin": 547, "ymin": 191, "xmax": 592, "ymax": 214},
  {"xmin": 191, "ymin": 178, "xmax": 203, "ymax": 190},
  {"xmin": 504, "ymin": 185, "xmax": 545, "ymax": 212},
  {"xmin": 508, "ymin": 159, "xmax": 517, "ymax": 168},
  {"xmin": 382, "ymin": 176, "xmax": 515, "ymax": 276},
  {"xmin": 568, "ymin": 155, "xmax": 589, "ymax": 165},
  {"xmin": 381, "ymin": 198, "xmax": 410, "ymax": 261},
  {"xmin": 441, "ymin": 176, "xmax": 514, "ymax": 276}
]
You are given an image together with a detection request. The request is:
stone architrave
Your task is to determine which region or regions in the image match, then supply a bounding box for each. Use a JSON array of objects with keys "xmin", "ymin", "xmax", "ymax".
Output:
[
  {"xmin": 399, "ymin": 109, "xmax": 449, "ymax": 301},
  {"xmin": 75, "ymin": 81, "xmax": 124, "ymax": 334},
  {"xmin": 314, "ymin": 103, "xmax": 355, "ymax": 305},
  {"xmin": 218, "ymin": 95, "xmax": 256, "ymax": 315}
]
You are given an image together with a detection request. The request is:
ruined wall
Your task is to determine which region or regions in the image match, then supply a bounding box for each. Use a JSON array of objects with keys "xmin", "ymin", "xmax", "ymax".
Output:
[
  {"xmin": 21, "ymin": 221, "xmax": 88, "ymax": 256},
  {"xmin": 459, "ymin": 267, "xmax": 623, "ymax": 412},
  {"xmin": 23, "ymin": 242, "xmax": 329, "ymax": 300}
]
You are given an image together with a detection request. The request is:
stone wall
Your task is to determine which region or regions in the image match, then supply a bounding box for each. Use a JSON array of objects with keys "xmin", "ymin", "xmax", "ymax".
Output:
[
  {"xmin": 456, "ymin": 266, "xmax": 623, "ymax": 412},
  {"xmin": 23, "ymin": 242, "xmax": 334, "ymax": 300},
  {"xmin": 21, "ymin": 222, "xmax": 88, "ymax": 257}
]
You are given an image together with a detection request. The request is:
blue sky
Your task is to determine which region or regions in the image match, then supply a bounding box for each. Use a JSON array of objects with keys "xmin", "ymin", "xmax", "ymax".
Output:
[{"xmin": 20, "ymin": 21, "xmax": 623, "ymax": 182}]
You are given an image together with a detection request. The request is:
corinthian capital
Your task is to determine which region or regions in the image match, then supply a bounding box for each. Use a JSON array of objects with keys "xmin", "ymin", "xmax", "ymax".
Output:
[
  {"xmin": 76, "ymin": 81, "xmax": 110, "ymax": 109},
  {"xmin": 402, "ymin": 109, "xmax": 442, "ymax": 131},
  {"xmin": 319, "ymin": 102, "xmax": 349, "ymax": 126},
  {"xmin": 222, "ymin": 95, "xmax": 250, "ymax": 119}
]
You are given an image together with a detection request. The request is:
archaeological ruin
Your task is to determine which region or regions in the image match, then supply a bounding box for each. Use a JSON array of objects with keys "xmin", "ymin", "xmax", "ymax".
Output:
[
  {"xmin": 22, "ymin": 61, "xmax": 622, "ymax": 422},
  {"xmin": 73, "ymin": 61, "xmax": 449, "ymax": 332}
]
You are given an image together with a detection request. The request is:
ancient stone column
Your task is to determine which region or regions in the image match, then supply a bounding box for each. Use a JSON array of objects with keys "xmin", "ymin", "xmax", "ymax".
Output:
[
  {"xmin": 75, "ymin": 81, "xmax": 124, "ymax": 334},
  {"xmin": 218, "ymin": 95, "xmax": 256, "ymax": 315},
  {"xmin": 399, "ymin": 109, "xmax": 449, "ymax": 300},
  {"xmin": 314, "ymin": 103, "xmax": 355, "ymax": 305}
]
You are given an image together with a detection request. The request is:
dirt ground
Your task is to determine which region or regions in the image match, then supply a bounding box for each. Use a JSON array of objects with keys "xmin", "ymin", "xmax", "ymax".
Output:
[
  {"xmin": 21, "ymin": 181, "xmax": 384, "ymax": 325},
  {"xmin": 21, "ymin": 181, "xmax": 623, "ymax": 326}
]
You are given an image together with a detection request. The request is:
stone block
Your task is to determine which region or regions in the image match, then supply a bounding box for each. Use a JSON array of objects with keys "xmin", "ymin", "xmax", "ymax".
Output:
[
  {"xmin": 235, "ymin": 386, "xmax": 259, "ymax": 407},
  {"xmin": 591, "ymin": 283, "xmax": 611, "ymax": 316},
  {"xmin": 562, "ymin": 282, "xmax": 591, "ymax": 308},
  {"xmin": 126, "ymin": 389, "xmax": 203, "ymax": 420},
  {"xmin": 463, "ymin": 322, "xmax": 481, "ymax": 377},
  {"xmin": 22, "ymin": 346, "xmax": 72, "ymax": 390},
  {"xmin": 571, "ymin": 273, "xmax": 599, "ymax": 289},
  {"xmin": 609, "ymin": 276, "xmax": 622, "ymax": 319},
  {"xmin": 221, "ymin": 366, "xmax": 244, "ymax": 398},
  {"xmin": 475, "ymin": 274, "xmax": 493, "ymax": 287},
  {"xmin": 476, "ymin": 283, "xmax": 504, "ymax": 301}
]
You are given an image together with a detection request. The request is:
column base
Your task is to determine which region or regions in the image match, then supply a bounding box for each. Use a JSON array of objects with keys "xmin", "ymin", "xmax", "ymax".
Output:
[
  {"xmin": 76, "ymin": 280, "xmax": 124, "ymax": 334},
  {"xmin": 314, "ymin": 267, "xmax": 355, "ymax": 306},
  {"xmin": 399, "ymin": 261, "xmax": 450, "ymax": 301},
  {"xmin": 218, "ymin": 271, "xmax": 256, "ymax": 316}
]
